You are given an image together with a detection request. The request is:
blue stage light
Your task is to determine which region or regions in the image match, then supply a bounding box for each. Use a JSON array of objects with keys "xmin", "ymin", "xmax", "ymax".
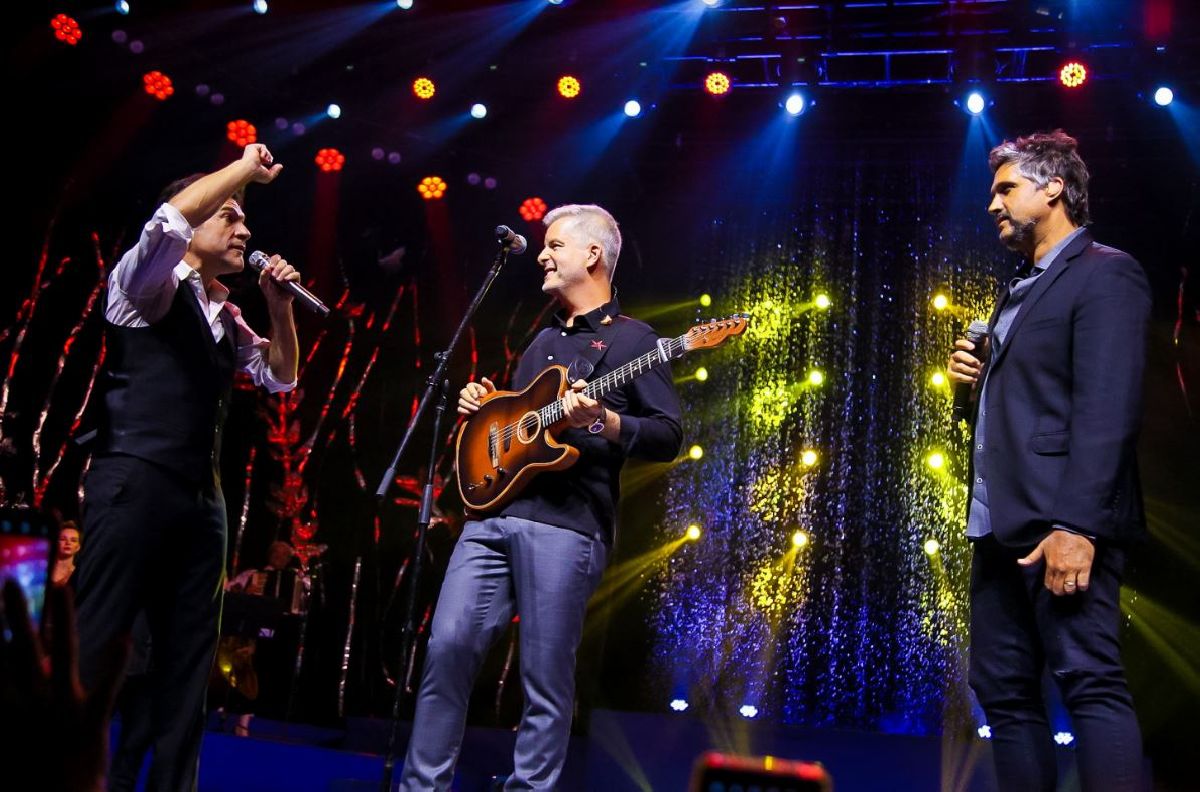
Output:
[
  {"xmin": 669, "ymin": 698, "xmax": 689, "ymax": 712},
  {"xmin": 548, "ymin": 0, "xmax": 564, "ymax": 4},
  {"xmin": 326, "ymin": 103, "xmax": 342, "ymax": 119},
  {"xmin": 1053, "ymin": 731, "xmax": 1075, "ymax": 746},
  {"xmin": 1154, "ymin": 86, "xmax": 1174, "ymax": 107},
  {"xmin": 966, "ymin": 91, "xmax": 986, "ymax": 115},
  {"xmin": 252, "ymin": 0, "xmax": 268, "ymax": 14},
  {"xmin": 785, "ymin": 93, "xmax": 806, "ymax": 116},
  {"xmin": 470, "ymin": 103, "xmax": 488, "ymax": 119},
  {"xmin": 396, "ymin": 0, "xmax": 414, "ymax": 8},
  {"xmin": 624, "ymin": 99, "xmax": 642, "ymax": 118},
  {"xmin": 739, "ymin": 704, "xmax": 759, "ymax": 719},
  {"xmin": 702, "ymin": 0, "xmax": 722, "ymax": 6},
  {"xmin": 115, "ymin": 1, "xmax": 130, "ymax": 14},
  {"xmin": 977, "ymin": 725, "xmax": 992, "ymax": 739}
]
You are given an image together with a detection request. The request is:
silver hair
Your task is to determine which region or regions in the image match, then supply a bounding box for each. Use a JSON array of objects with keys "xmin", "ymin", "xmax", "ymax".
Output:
[
  {"xmin": 988, "ymin": 129, "xmax": 1091, "ymax": 226},
  {"xmin": 543, "ymin": 204, "xmax": 622, "ymax": 280}
]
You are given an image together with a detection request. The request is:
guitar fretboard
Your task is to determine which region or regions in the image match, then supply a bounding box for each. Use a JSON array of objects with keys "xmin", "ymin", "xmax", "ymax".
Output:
[{"xmin": 538, "ymin": 335, "xmax": 685, "ymax": 425}]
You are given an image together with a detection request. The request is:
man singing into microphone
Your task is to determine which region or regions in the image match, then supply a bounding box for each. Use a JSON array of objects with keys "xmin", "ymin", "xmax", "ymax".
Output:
[
  {"xmin": 399, "ymin": 205, "xmax": 683, "ymax": 790},
  {"xmin": 948, "ymin": 130, "xmax": 1150, "ymax": 791},
  {"xmin": 74, "ymin": 143, "xmax": 300, "ymax": 791}
]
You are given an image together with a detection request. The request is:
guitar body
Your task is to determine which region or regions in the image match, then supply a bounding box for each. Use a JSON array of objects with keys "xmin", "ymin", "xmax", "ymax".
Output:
[{"xmin": 456, "ymin": 365, "xmax": 580, "ymax": 513}]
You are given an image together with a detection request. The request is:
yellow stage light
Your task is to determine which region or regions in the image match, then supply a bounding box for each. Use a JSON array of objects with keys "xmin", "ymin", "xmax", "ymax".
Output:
[
  {"xmin": 814, "ymin": 293, "xmax": 831, "ymax": 309},
  {"xmin": 686, "ymin": 524, "xmax": 702, "ymax": 541},
  {"xmin": 694, "ymin": 367, "xmax": 708, "ymax": 382},
  {"xmin": 930, "ymin": 371, "xmax": 946, "ymax": 387},
  {"xmin": 699, "ymin": 293, "xmax": 712, "ymax": 308},
  {"xmin": 807, "ymin": 369, "xmax": 824, "ymax": 386},
  {"xmin": 688, "ymin": 444, "xmax": 704, "ymax": 460},
  {"xmin": 926, "ymin": 451, "xmax": 945, "ymax": 470},
  {"xmin": 792, "ymin": 530, "xmax": 808, "ymax": 548},
  {"xmin": 800, "ymin": 449, "xmax": 818, "ymax": 467},
  {"xmin": 923, "ymin": 538, "xmax": 941, "ymax": 555},
  {"xmin": 933, "ymin": 293, "xmax": 949, "ymax": 311}
]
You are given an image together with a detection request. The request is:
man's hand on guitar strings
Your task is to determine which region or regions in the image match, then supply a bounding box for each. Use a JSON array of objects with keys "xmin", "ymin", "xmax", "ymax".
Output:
[
  {"xmin": 458, "ymin": 377, "xmax": 496, "ymax": 415},
  {"xmin": 562, "ymin": 379, "xmax": 605, "ymax": 429}
]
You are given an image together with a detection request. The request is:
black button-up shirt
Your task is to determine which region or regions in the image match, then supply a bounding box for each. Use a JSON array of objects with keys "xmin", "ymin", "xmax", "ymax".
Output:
[{"xmin": 499, "ymin": 297, "xmax": 684, "ymax": 541}]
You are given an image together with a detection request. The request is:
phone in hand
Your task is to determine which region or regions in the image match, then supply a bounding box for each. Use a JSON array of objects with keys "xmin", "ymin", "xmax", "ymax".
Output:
[{"xmin": 0, "ymin": 506, "xmax": 60, "ymax": 626}]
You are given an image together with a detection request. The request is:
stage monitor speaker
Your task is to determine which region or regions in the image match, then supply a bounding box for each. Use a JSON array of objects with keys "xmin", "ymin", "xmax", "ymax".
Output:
[{"xmin": 690, "ymin": 750, "xmax": 833, "ymax": 792}]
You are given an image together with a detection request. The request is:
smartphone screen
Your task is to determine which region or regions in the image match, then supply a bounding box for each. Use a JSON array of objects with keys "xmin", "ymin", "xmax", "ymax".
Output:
[{"xmin": 0, "ymin": 508, "xmax": 57, "ymax": 626}]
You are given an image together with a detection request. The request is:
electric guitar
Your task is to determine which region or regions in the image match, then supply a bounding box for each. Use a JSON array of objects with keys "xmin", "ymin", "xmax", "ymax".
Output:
[{"xmin": 456, "ymin": 314, "xmax": 750, "ymax": 513}]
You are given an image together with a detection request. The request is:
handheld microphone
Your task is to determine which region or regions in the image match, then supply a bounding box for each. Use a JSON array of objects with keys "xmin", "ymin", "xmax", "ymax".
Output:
[
  {"xmin": 952, "ymin": 320, "xmax": 990, "ymax": 422},
  {"xmin": 495, "ymin": 225, "xmax": 528, "ymax": 255},
  {"xmin": 247, "ymin": 251, "xmax": 331, "ymax": 318}
]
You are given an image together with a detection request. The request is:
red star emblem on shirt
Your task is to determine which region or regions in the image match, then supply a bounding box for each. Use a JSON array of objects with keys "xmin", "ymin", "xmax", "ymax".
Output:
[{"xmin": 590, "ymin": 339, "xmax": 607, "ymax": 351}]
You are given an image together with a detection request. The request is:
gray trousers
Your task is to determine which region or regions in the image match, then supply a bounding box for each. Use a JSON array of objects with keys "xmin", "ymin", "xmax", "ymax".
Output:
[{"xmin": 399, "ymin": 515, "xmax": 608, "ymax": 791}]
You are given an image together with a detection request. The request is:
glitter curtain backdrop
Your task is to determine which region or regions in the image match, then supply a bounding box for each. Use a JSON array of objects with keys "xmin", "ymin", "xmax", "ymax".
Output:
[{"xmin": 653, "ymin": 153, "xmax": 1010, "ymax": 736}]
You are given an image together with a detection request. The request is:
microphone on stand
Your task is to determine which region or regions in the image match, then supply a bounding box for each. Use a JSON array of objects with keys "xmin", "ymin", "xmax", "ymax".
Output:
[
  {"xmin": 495, "ymin": 225, "xmax": 528, "ymax": 255},
  {"xmin": 952, "ymin": 320, "xmax": 990, "ymax": 422},
  {"xmin": 247, "ymin": 250, "xmax": 331, "ymax": 318}
]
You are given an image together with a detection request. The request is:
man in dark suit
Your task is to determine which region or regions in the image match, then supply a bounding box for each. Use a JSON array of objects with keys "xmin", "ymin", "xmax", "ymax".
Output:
[{"xmin": 948, "ymin": 130, "xmax": 1149, "ymax": 791}]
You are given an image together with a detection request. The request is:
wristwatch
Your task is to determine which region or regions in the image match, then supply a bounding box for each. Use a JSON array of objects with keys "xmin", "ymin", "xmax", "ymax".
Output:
[{"xmin": 587, "ymin": 409, "xmax": 607, "ymax": 435}]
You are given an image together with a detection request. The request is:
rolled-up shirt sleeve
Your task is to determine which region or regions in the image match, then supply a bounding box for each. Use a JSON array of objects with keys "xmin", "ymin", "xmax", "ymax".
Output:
[
  {"xmin": 107, "ymin": 203, "xmax": 193, "ymax": 325},
  {"xmin": 227, "ymin": 303, "xmax": 297, "ymax": 394},
  {"xmin": 615, "ymin": 331, "xmax": 684, "ymax": 462}
]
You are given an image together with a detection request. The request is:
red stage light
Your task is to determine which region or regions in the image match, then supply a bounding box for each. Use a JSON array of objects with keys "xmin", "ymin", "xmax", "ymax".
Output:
[
  {"xmin": 557, "ymin": 75, "xmax": 581, "ymax": 99},
  {"xmin": 519, "ymin": 197, "xmax": 548, "ymax": 222},
  {"xmin": 1059, "ymin": 61, "xmax": 1088, "ymax": 88},
  {"xmin": 704, "ymin": 72, "xmax": 731, "ymax": 96},
  {"xmin": 142, "ymin": 71, "xmax": 175, "ymax": 101},
  {"xmin": 314, "ymin": 148, "xmax": 345, "ymax": 172},
  {"xmin": 418, "ymin": 176, "xmax": 447, "ymax": 200},
  {"xmin": 412, "ymin": 77, "xmax": 436, "ymax": 100},
  {"xmin": 51, "ymin": 14, "xmax": 82, "ymax": 46},
  {"xmin": 226, "ymin": 119, "xmax": 258, "ymax": 147}
]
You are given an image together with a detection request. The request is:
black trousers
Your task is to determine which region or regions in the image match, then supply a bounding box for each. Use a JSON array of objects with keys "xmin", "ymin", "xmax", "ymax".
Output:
[
  {"xmin": 968, "ymin": 534, "xmax": 1144, "ymax": 792},
  {"xmin": 75, "ymin": 455, "xmax": 226, "ymax": 792}
]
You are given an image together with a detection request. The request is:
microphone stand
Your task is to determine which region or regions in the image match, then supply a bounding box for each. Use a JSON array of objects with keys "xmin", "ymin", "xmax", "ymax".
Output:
[{"xmin": 375, "ymin": 236, "xmax": 518, "ymax": 791}]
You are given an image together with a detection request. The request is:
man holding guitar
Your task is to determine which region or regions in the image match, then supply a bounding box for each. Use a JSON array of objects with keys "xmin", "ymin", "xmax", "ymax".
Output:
[{"xmin": 399, "ymin": 204, "xmax": 684, "ymax": 790}]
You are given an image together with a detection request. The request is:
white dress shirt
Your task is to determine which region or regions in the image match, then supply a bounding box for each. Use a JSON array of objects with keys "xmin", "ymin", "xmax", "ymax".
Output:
[{"xmin": 107, "ymin": 202, "xmax": 296, "ymax": 394}]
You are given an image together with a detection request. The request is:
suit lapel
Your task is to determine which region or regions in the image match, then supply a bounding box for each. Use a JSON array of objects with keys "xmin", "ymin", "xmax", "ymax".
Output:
[{"xmin": 989, "ymin": 229, "xmax": 1092, "ymax": 372}]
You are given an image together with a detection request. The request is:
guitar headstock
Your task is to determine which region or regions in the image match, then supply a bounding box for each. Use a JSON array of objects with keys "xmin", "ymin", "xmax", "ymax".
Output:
[{"xmin": 682, "ymin": 313, "xmax": 751, "ymax": 351}]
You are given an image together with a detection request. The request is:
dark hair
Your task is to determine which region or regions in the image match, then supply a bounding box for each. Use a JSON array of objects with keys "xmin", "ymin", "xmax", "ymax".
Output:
[
  {"xmin": 156, "ymin": 173, "xmax": 245, "ymax": 208},
  {"xmin": 988, "ymin": 130, "xmax": 1090, "ymax": 226}
]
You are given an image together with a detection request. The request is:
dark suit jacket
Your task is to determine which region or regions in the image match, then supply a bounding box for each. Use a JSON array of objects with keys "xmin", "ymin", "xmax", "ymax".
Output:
[{"xmin": 970, "ymin": 229, "xmax": 1151, "ymax": 546}]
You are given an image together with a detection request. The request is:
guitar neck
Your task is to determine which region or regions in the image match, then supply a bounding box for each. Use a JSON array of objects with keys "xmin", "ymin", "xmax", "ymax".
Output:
[{"xmin": 539, "ymin": 335, "xmax": 686, "ymax": 426}]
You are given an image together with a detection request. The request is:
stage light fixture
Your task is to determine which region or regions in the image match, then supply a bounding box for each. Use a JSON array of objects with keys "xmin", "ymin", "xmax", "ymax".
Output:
[
  {"xmin": 548, "ymin": 0, "xmax": 564, "ymax": 4},
  {"xmin": 702, "ymin": 0, "xmax": 722, "ymax": 6},
  {"xmin": 226, "ymin": 119, "xmax": 257, "ymax": 146},
  {"xmin": 965, "ymin": 91, "xmax": 986, "ymax": 115},
  {"xmin": 739, "ymin": 705, "xmax": 759, "ymax": 719},
  {"xmin": 1059, "ymin": 61, "xmax": 1087, "ymax": 89},
  {"xmin": 807, "ymin": 369, "xmax": 824, "ymax": 386},
  {"xmin": 1053, "ymin": 732, "xmax": 1075, "ymax": 746},
  {"xmin": 792, "ymin": 530, "xmax": 809, "ymax": 548},
  {"xmin": 396, "ymin": 0, "xmax": 414, "ymax": 8},
  {"xmin": 418, "ymin": 176, "xmax": 447, "ymax": 200},
  {"xmin": 694, "ymin": 367, "xmax": 709, "ymax": 382},
  {"xmin": 669, "ymin": 698, "xmax": 689, "ymax": 712},
  {"xmin": 704, "ymin": 72, "xmax": 731, "ymax": 96},
  {"xmin": 688, "ymin": 444, "xmax": 704, "ymax": 460},
  {"xmin": 801, "ymin": 450, "xmax": 818, "ymax": 467},
  {"xmin": 557, "ymin": 75, "xmax": 581, "ymax": 99},
  {"xmin": 326, "ymin": 103, "xmax": 342, "ymax": 119},
  {"xmin": 923, "ymin": 538, "xmax": 940, "ymax": 556},
  {"xmin": 785, "ymin": 93, "xmax": 806, "ymax": 116},
  {"xmin": 51, "ymin": 14, "xmax": 82, "ymax": 46},
  {"xmin": 977, "ymin": 725, "xmax": 992, "ymax": 739},
  {"xmin": 142, "ymin": 71, "xmax": 174, "ymax": 100},
  {"xmin": 470, "ymin": 103, "xmax": 487, "ymax": 119},
  {"xmin": 686, "ymin": 524, "xmax": 702, "ymax": 541},
  {"xmin": 1154, "ymin": 86, "xmax": 1174, "ymax": 106},
  {"xmin": 926, "ymin": 451, "xmax": 945, "ymax": 470},
  {"xmin": 814, "ymin": 293, "xmax": 831, "ymax": 309},
  {"xmin": 252, "ymin": 0, "xmax": 268, "ymax": 14},
  {"xmin": 413, "ymin": 77, "xmax": 436, "ymax": 100},
  {"xmin": 518, "ymin": 197, "xmax": 548, "ymax": 222},
  {"xmin": 699, "ymin": 293, "xmax": 712, "ymax": 308},
  {"xmin": 933, "ymin": 293, "xmax": 949, "ymax": 311},
  {"xmin": 930, "ymin": 371, "xmax": 946, "ymax": 387},
  {"xmin": 116, "ymin": 1, "xmax": 130, "ymax": 15},
  {"xmin": 314, "ymin": 148, "xmax": 345, "ymax": 173},
  {"xmin": 624, "ymin": 99, "xmax": 643, "ymax": 118}
]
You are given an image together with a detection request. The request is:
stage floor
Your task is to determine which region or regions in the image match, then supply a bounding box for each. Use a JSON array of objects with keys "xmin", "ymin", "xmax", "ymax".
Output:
[{"xmin": 152, "ymin": 709, "xmax": 1033, "ymax": 791}]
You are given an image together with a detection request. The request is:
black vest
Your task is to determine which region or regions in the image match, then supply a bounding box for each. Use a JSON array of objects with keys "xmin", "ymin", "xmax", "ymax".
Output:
[{"xmin": 96, "ymin": 282, "xmax": 238, "ymax": 484}]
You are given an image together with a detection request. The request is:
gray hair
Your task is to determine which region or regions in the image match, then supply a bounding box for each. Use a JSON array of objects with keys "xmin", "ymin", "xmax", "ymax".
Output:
[
  {"xmin": 543, "ymin": 204, "xmax": 622, "ymax": 280},
  {"xmin": 988, "ymin": 129, "xmax": 1091, "ymax": 226}
]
